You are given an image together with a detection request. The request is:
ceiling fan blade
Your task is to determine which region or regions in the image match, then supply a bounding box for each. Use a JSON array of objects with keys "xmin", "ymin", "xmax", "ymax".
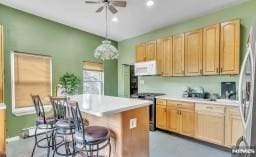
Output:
[
  {"xmin": 96, "ymin": 6, "xmax": 105, "ymax": 13},
  {"xmin": 85, "ymin": 0, "xmax": 102, "ymax": 4},
  {"xmin": 109, "ymin": 5, "xmax": 118, "ymax": 14},
  {"xmin": 112, "ymin": 1, "xmax": 127, "ymax": 7}
]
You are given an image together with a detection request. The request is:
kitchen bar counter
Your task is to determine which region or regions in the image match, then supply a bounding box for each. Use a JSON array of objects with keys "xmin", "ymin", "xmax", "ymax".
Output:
[
  {"xmin": 70, "ymin": 94, "xmax": 151, "ymax": 117},
  {"xmin": 70, "ymin": 94, "xmax": 151, "ymax": 157},
  {"xmin": 156, "ymin": 95, "xmax": 239, "ymax": 107}
]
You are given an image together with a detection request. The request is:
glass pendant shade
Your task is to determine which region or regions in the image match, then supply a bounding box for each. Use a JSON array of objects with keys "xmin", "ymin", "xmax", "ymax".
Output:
[{"xmin": 94, "ymin": 40, "xmax": 119, "ymax": 60}]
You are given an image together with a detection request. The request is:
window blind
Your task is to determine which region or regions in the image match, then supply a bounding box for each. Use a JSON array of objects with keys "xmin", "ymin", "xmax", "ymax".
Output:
[
  {"xmin": 83, "ymin": 61, "xmax": 103, "ymax": 72},
  {"xmin": 13, "ymin": 52, "xmax": 52, "ymax": 108}
]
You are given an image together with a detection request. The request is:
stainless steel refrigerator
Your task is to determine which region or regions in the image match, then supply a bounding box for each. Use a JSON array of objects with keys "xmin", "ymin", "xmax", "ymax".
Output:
[{"xmin": 237, "ymin": 22, "xmax": 256, "ymax": 156}]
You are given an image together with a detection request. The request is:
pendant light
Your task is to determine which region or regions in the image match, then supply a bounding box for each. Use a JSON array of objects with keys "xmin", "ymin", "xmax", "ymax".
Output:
[{"xmin": 94, "ymin": 5, "xmax": 119, "ymax": 60}]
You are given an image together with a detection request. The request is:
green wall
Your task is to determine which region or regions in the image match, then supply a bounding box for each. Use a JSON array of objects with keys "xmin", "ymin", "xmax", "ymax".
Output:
[
  {"xmin": 0, "ymin": 4, "xmax": 118, "ymax": 137},
  {"xmin": 118, "ymin": 0, "xmax": 256, "ymax": 97}
]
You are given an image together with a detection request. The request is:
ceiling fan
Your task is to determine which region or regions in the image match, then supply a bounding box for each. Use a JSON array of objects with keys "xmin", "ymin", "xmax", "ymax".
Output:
[{"xmin": 85, "ymin": 0, "xmax": 127, "ymax": 14}]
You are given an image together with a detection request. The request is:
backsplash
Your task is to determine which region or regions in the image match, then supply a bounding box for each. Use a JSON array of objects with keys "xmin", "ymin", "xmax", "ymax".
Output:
[{"xmin": 138, "ymin": 75, "xmax": 239, "ymax": 97}]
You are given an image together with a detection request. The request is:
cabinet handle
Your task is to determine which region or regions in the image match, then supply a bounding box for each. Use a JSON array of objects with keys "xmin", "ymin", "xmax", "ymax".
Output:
[
  {"xmin": 177, "ymin": 104, "xmax": 182, "ymax": 106},
  {"xmin": 220, "ymin": 67, "xmax": 223, "ymax": 73},
  {"xmin": 177, "ymin": 111, "xmax": 179, "ymax": 115},
  {"xmin": 216, "ymin": 68, "xmax": 219, "ymax": 73}
]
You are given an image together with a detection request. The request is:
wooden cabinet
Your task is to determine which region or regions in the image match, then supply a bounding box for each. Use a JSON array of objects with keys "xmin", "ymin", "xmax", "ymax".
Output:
[
  {"xmin": 145, "ymin": 41, "xmax": 157, "ymax": 61},
  {"xmin": 166, "ymin": 101, "xmax": 178, "ymax": 132},
  {"xmin": 172, "ymin": 34, "xmax": 185, "ymax": 76},
  {"xmin": 0, "ymin": 25, "xmax": 3, "ymax": 102},
  {"xmin": 195, "ymin": 104, "xmax": 225, "ymax": 145},
  {"xmin": 185, "ymin": 29, "xmax": 203, "ymax": 76},
  {"xmin": 220, "ymin": 20, "xmax": 240, "ymax": 75},
  {"xmin": 203, "ymin": 24, "xmax": 220, "ymax": 75},
  {"xmin": 156, "ymin": 99, "xmax": 167, "ymax": 129},
  {"xmin": 157, "ymin": 37, "xmax": 173, "ymax": 76},
  {"xmin": 0, "ymin": 109, "xmax": 5, "ymax": 156},
  {"xmin": 157, "ymin": 100, "xmax": 194, "ymax": 137},
  {"xmin": 157, "ymin": 39, "xmax": 164, "ymax": 75},
  {"xmin": 136, "ymin": 44, "xmax": 146, "ymax": 62},
  {"xmin": 225, "ymin": 107, "xmax": 243, "ymax": 147},
  {"xmin": 178, "ymin": 108, "xmax": 195, "ymax": 137}
]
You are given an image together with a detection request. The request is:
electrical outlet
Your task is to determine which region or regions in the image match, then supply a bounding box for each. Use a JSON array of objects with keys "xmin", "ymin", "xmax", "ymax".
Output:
[{"xmin": 130, "ymin": 118, "xmax": 137, "ymax": 129}]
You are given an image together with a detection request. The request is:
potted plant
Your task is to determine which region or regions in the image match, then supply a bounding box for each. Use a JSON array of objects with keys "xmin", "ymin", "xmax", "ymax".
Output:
[{"xmin": 59, "ymin": 72, "xmax": 80, "ymax": 96}]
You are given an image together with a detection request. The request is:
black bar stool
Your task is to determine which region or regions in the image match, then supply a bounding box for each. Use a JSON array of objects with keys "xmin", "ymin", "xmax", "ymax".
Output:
[
  {"xmin": 49, "ymin": 96, "xmax": 75, "ymax": 156},
  {"xmin": 69, "ymin": 101, "xmax": 111, "ymax": 157},
  {"xmin": 31, "ymin": 95, "xmax": 55, "ymax": 157}
]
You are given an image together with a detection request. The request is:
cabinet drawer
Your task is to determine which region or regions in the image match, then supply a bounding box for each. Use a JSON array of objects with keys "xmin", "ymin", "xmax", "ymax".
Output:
[
  {"xmin": 156, "ymin": 99, "xmax": 167, "ymax": 106},
  {"xmin": 177, "ymin": 102, "xmax": 194, "ymax": 110},
  {"xmin": 167, "ymin": 100, "xmax": 177, "ymax": 108},
  {"xmin": 196, "ymin": 103, "xmax": 225, "ymax": 114}
]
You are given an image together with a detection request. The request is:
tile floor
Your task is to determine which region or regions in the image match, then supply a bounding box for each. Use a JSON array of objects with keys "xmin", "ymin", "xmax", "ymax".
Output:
[{"xmin": 7, "ymin": 131, "xmax": 231, "ymax": 157}]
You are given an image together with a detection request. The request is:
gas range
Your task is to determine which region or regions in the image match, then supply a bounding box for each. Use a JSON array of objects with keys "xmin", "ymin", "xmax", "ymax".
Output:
[{"xmin": 131, "ymin": 93, "xmax": 165, "ymax": 131}]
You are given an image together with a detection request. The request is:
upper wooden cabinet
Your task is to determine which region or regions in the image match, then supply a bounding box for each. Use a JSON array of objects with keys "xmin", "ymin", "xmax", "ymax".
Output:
[
  {"xmin": 146, "ymin": 41, "xmax": 157, "ymax": 61},
  {"xmin": 157, "ymin": 39, "xmax": 164, "ymax": 75},
  {"xmin": 220, "ymin": 20, "xmax": 240, "ymax": 75},
  {"xmin": 162, "ymin": 38, "xmax": 173, "ymax": 76},
  {"xmin": 172, "ymin": 34, "xmax": 185, "ymax": 76},
  {"xmin": 185, "ymin": 29, "xmax": 203, "ymax": 76},
  {"xmin": 0, "ymin": 25, "xmax": 3, "ymax": 102},
  {"xmin": 203, "ymin": 24, "xmax": 220, "ymax": 75},
  {"xmin": 136, "ymin": 44, "xmax": 146, "ymax": 62}
]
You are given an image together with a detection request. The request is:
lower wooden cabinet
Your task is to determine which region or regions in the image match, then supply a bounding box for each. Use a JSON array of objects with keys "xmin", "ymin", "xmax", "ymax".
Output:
[
  {"xmin": 179, "ymin": 108, "xmax": 195, "ymax": 137},
  {"xmin": 0, "ymin": 109, "xmax": 6, "ymax": 156},
  {"xmin": 157, "ymin": 100, "xmax": 195, "ymax": 137},
  {"xmin": 195, "ymin": 104, "xmax": 225, "ymax": 145},
  {"xmin": 156, "ymin": 99, "xmax": 242, "ymax": 147},
  {"xmin": 156, "ymin": 102, "xmax": 167, "ymax": 130},
  {"xmin": 225, "ymin": 107, "xmax": 243, "ymax": 147},
  {"xmin": 166, "ymin": 106, "xmax": 178, "ymax": 132}
]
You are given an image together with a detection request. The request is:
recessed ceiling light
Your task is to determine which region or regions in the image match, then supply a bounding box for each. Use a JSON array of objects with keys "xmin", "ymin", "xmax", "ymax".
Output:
[
  {"xmin": 112, "ymin": 17, "xmax": 119, "ymax": 22},
  {"xmin": 146, "ymin": 0, "xmax": 154, "ymax": 7}
]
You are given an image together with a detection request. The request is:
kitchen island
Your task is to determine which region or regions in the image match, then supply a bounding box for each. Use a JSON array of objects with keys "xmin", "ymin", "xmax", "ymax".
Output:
[{"xmin": 70, "ymin": 94, "xmax": 151, "ymax": 157}]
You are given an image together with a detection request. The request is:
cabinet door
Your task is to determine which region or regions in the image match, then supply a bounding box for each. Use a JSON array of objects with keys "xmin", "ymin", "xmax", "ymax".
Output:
[
  {"xmin": 220, "ymin": 20, "xmax": 240, "ymax": 74},
  {"xmin": 146, "ymin": 41, "xmax": 157, "ymax": 61},
  {"xmin": 166, "ymin": 107, "xmax": 178, "ymax": 132},
  {"xmin": 178, "ymin": 109, "xmax": 195, "ymax": 137},
  {"xmin": 225, "ymin": 107, "xmax": 243, "ymax": 147},
  {"xmin": 136, "ymin": 44, "xmax": 146, "ymax": 62},
  {"xmin": 195, "ymin": 111, "xmax": 225, "ymax": 145},
  {"xmin": 0, "ymin": 109, "xmax": 5, "ymax": 155},
  {"xmin": 185, "ymin": 29, "xmax": 203, "ymax": 76},
  {"xmin": 172, "ymin": 34, "xmax": 185, "ymax": 76},
  {"xmin": 0, "ymin": 25, "xmax": 3, "ymax": 102},
  {"xmin": 156, "ymin": 105, "xmax": 167, "ymax": 129},
  {"xmin": 163, "ymin": 37, "xmax": 173, "ymax": 76},
  {"xmin": 203, "ymin": 24, "xmax": 220, "ymax": 75},
  {"xmin": 157, "ymin": 39, "xmax": 164, "ymax": 75}
]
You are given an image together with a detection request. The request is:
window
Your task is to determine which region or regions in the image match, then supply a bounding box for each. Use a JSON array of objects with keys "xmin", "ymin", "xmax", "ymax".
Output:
[
  {"xmin": 11, "ymin": 52, "xmax": 52, "ymax": 116},
  {"xmin": 83, "ymin": 62, "xmax": 104, "ymax": 95}
]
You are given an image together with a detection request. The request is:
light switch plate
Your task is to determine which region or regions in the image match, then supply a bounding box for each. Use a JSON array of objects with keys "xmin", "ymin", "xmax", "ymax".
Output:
[{"xmin": 130, "ymin": 118, "xmax": 137, "ymax": 129}]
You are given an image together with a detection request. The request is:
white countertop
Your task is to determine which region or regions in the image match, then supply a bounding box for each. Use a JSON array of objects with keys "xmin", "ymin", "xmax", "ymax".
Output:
[
  {"xmin": 156, "ymin": 95, "xmax": 239, "ymax": 107},
  {"xmin": 70, "ymin": 94, "xmax": 152, "ymax": 117},
  {"xmin": 0, "ymin": 103, "xmax": 6, "ymax": 110}
]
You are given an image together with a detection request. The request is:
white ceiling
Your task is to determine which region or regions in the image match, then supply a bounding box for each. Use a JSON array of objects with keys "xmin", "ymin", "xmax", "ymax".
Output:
[{"xmin": 0, "ymin": 0, "xmax": 248, "ymax": 41}]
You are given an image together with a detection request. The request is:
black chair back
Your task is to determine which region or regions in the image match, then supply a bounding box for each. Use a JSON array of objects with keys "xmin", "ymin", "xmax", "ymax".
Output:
[
  {"xmin": 31, "ymin": 95, "xmax": 46, "ymax": 123},
  {"xmin": 69, "ymin": 102, "xmax": 86, "ymax": 142},
  {"xmin": 49, "ymin": 96, "xmax": 69, "ymax": 121}
]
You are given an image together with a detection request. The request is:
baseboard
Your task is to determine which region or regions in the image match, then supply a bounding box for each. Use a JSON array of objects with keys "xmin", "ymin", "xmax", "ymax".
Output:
[{"xmin": 6, "ymin": 136, "xmax": 20, "ymax": 143}]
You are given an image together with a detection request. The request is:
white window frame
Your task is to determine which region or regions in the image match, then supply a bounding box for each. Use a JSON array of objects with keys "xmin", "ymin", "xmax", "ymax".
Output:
[
  {"xmin": 83, "ymin": 70, "xmax": 104, "ymax": 95},
  {"xmin": 11, "ymin": 51, "xmax": 52, "ymax": 116}
]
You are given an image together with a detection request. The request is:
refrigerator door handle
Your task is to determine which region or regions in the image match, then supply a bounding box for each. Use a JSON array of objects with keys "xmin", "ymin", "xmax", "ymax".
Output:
[{"xmin": 238, "ymin": 44, "xmax": 254, "ymax": 129}]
